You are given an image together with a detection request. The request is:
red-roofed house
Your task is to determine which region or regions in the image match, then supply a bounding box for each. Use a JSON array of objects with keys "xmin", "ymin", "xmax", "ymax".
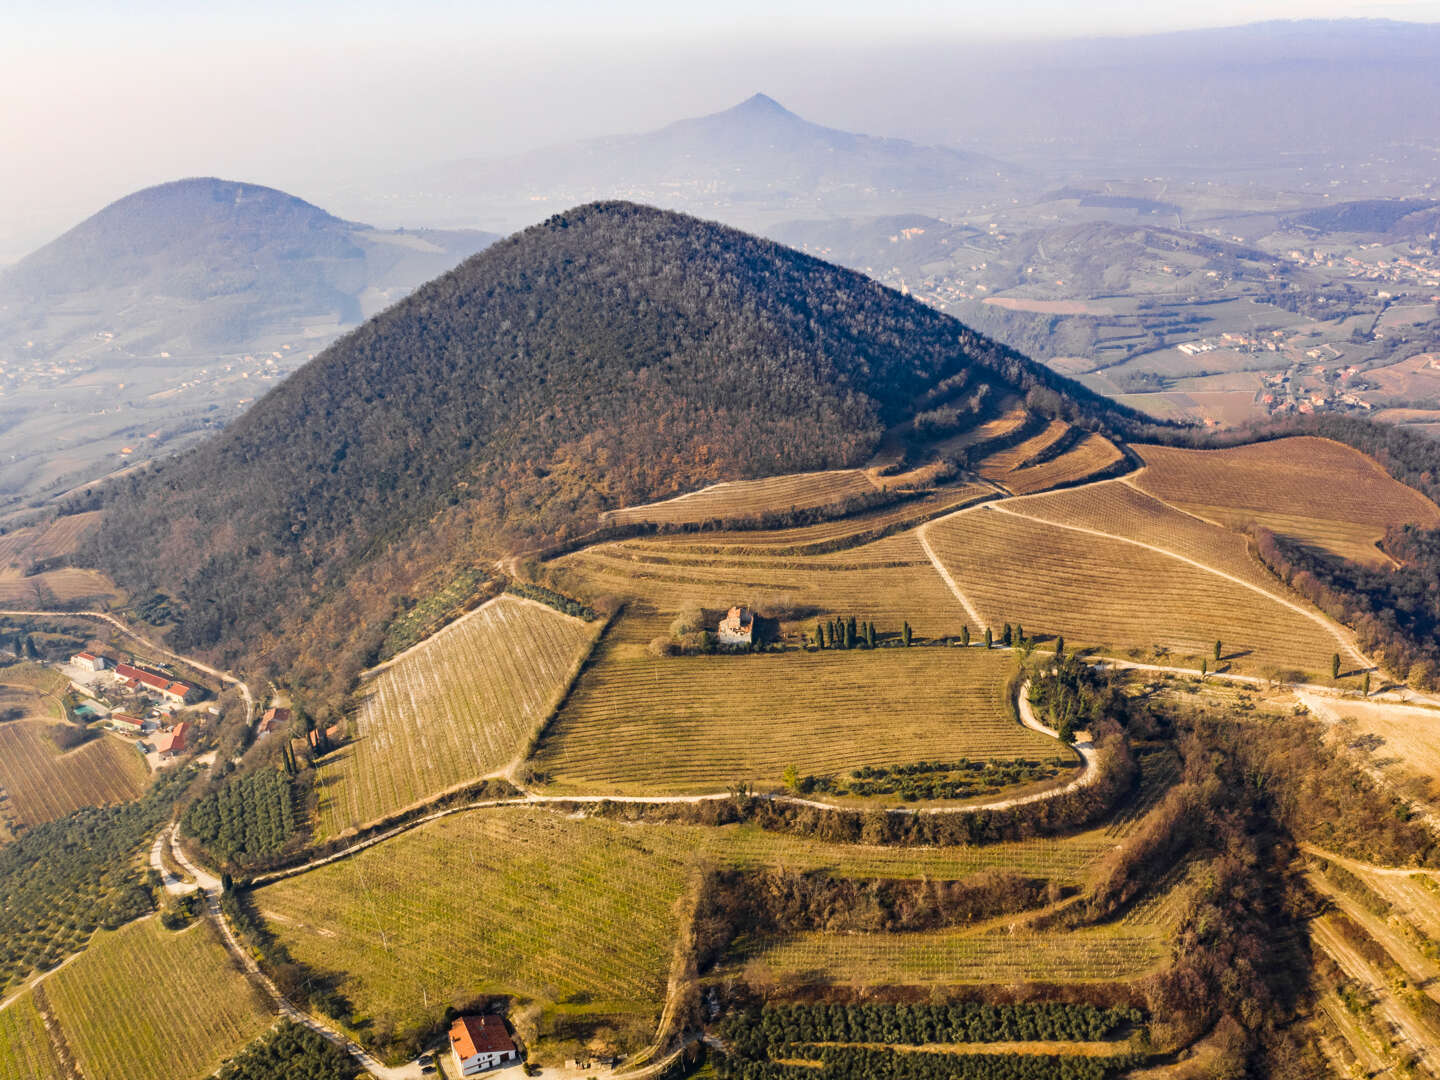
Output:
[
  {"xmin": 110, "ymin": 713, "xmax": 142, "ymax": 734},
  {"xmin": 154, "ymin": 721, "xmax": 190, "ymax": 759},
  {"xmin": 449, "ymin": 1014, "xmax": 518, "ymax": 1075},
  {"xmin": 258, "ymin": 706, "xmax": 291, "ymax": 738},
  {"xmin": 71, "ymin": 652, "xmax": 109, "ymax": 672},
  {"xmin": 113, "ymin": 663, "xmax": 199, "ymax": 705}
]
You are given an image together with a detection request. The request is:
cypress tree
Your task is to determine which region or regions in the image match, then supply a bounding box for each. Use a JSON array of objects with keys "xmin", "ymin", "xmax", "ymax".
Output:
[
  {"xmin": 866, "ymin": 622, "xmax": 875, "ymax": 648},
  {"xmin": 1001, "ymin": 623, "xmax": 1012, "ymax": 647},
  {"xmin": 847, "ymin": 615, "xmax": 857, "ymax": 645},
  {"xmin": 1332, "ymin": 653, "xmax": 1342, "ymax": 680},
  {"xmin": 960, "ymin": 626, "xmax": 970, "ymax": 647},
  {"xmin": 902, "ymin": 622, "xmax": 912, "ymax": 647},
  {"xmin": 1363, "ymin": 671, "xmax": 1371, "ymax": 696},
  {"xmin": 1200, "ymin": 656, "xmax": 1207, "ymax": 678},
  {"xmin": 1015, "ymin": 624, "xmax": 1025, "ymax": 646},
  {"xmin": 815, "ymin": 622, "xmax": 825, "ymax": 649},
  {"xmin": 1054, "ymin": 635, "xmax": 1064, "ymax": 659},
  {"xmin": 984, "ymin": 627, "xmax": 992, "ymax": 649},
  {"xmin": 1215, "ymin": 639, "xmax": 1223, "ymax": 662}
]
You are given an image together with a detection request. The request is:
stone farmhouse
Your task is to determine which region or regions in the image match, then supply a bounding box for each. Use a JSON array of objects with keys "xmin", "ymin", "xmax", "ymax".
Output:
[{"xmin": 717, "ymin": 605, "xmax": 754, "ymax": 645}]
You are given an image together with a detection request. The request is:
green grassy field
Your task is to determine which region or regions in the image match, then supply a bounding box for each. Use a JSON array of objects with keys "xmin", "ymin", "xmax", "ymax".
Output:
[
  {"xmin": 255, "ymin": 809, "xmax": 697, "ymax": 1048},
  {"xmin": 533, "ymin": 644, "xmax": 1058, "ymax": 796},
  {"xmin": 315, "ymin": 594, "xmax": 600, "ymax": 837},
  {"xmin": 43, "ymin": 917, "xmax": 271, "ymax": 1080},
  {"xmin": 0, "ymin": 990, "xmax": 65, "ymax": 1080}
]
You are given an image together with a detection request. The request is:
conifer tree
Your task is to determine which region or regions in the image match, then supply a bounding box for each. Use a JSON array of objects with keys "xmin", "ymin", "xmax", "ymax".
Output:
[
  {"xmin": 847, "ymin": 615, "xmax": 857, "ymax": 645},
  {"xmin": 1200, "ymin": 656, "xmax": 1207, "ymax": 678},
  {"xmin": 902, "ymin": 621, "xmax": 912, "ymax": 647},
  {"xmin": 1363, "ymin": 671, "xmax": 1371, "ymax": 696},
  {"xmin": 984, "ymin": 627, "xmax": 993, "ymax": 649},
  {"xmin": 960, "ymin": 625, "xmax": 970, "ymax": 647},
  {"xmin": 1015, "ymin": 624, "xmax": 1025, "ymax": 646},
  {"xmin": 865, "ymin": 622, "xmax": 875, "ymax": 648},
  {"xmin": 815, "ymin": 622, "xmax": 825, "ymax": 649},
  {"xmin": 1054, "ymin": 635, "xmax": 1064, "ymax": 660},
  {"xmin": 1215, "ymin": 639, "xmax": 1223, "ymax": 662},
  {"xmin": 1332, "ymin": 653, "xmax": 1342, "ymax": 680}
]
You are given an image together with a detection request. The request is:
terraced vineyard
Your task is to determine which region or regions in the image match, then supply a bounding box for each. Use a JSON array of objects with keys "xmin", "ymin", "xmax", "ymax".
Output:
[
  {"xmin": 0, "ymin": 991, "xmax": 65, "ymax": 1080},
  {"xmin": 557, "ymin": 530, "xmax": 968, "ymax": 642},
  {"xmin": 726, "ymin": 924, "xmax": 1168, "ymax": 986},
  {"xmin": 534, "ymin": 645, "xmax": 1055, "ymax": 796},
  {"xmin": 0, "ymin": 722, "xmax": 150, "ymax": 829},
  {"xmin": 974, "ymin": 419, "xmax": 1072, "ymax": 477},
  {"xmin": 923, "ymin": 504, "xmax": 1348, "ymax": 677},
  {"xmin": 256, "ymin": 809, "xmax": 695, "ymax": 1046},
  {"xmin": 0, "ymin": 510, "xmax": 103, "ymax": 570},
  {"xmin": 1001, "ymin": 434, "xmax": 1127, "ymax": 496},
  {"xmin": 1133, "ymin": 437, "xmax": 1440, "ymax": 566},
  {"xmin": 600, "ymin": 469, "xmax": 879, "ymax": 526},
  {"xmin": 315, "ymin": 594, "xmax": 600, "ymax": 837},
  {"xmin": 43, "ymin": 918, "xmax": 271, "ymax": 1080}
]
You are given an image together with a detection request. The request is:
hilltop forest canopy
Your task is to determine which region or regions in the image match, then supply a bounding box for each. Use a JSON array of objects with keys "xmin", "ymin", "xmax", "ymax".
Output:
[{"xmin": 82, "ymin": 201, "xmax": 1138, "ymax": 704}]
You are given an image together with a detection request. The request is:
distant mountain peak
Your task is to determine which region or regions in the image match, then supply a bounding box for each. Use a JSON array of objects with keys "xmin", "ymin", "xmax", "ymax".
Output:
[{"xmin": 732, "ymin": 92, "xmax": 792, "ymax": 116}]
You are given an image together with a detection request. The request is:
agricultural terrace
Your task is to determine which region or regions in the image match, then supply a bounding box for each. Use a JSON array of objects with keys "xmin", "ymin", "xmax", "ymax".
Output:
[
  {"xmin": 1305, "ymin": 696, "xmax": 1440, "ymax": 803},
  {"xmin": 0, "ymin": 722, "xmax": 150, "ymax": 830},
  {"xmin": 1007, "ymin": 480, "xmax": 1311, "ymax": 598},
  {"xmin": 255, "ymin": 809, "xmax": 696, "ymax": 1049},
  {"xmin": 0, "ymin": 510, "xmax": 103, "ymax": 570},
  {"xmin": 0, "ymin": 991, "xmax": 65, "ymax": 1080},
  {"xmin": 721, "ymin": 857, "xmax": 1202, "ymax": 989},
  {"xmin": 534, "ymin": 644, "xmax": 1056, "ymax": 797},
  {"xmin": 0, "ymin": 568, "xmax": 121, "ymax": 607},
  {"xmin": 923, "ymin": 505, "xmax": 1350, "ymax": 678},
  {"xmin": 554, "ymin": 530, "xmax": 968, "ymax": 642},
  {"xmin": 974, "ymin": 419, "xmax": 1071, "ymax": 476},
  {"xmin": 1132, "ymin": 437, "xmax": 1440, "ymax": 567},
  {"xmin": 599, "ymin": 469, "xmax": 878, "ymax": 527},
  {"xmin": 255, "ymin": 802, "xmax": 1166, "ymax": 1052},
  {"xmin": 43, "ymin": 917, "xmax": 271, "ymax": 1080},
  {"xmin": 315, "ymin": 594, "xmax": 599, "ymax": 837},
  {"xmin": 1001, "ymin": 434, "xmax": 1126, "ymax": 497},
  {"xmin": 592, "ymin": 482, "xmax": 994, "ymax": 554}
]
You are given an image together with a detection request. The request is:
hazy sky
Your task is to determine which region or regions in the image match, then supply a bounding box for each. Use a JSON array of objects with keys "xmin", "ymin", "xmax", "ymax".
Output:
[{"xmin": 4, "ymin": 0, "xmax": 1440, "ymax": 260}]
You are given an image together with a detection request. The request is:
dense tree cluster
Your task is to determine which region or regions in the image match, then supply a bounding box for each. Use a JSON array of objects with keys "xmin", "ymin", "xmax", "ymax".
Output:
[
  {"xmin": 1252, "ymin": 524, "xmax": 1440, "ymax": 688},
  {"xmin": 791, "ymin": 757, "xmax": 1073, "ymax": 801},
  {"xmin": 217, "ymin": 1019, "xmax": 359, "ymax": 1080},
  {"xmin": 1026, "ymin": 655, "xmax": 1136, "ymax": 742},
  {"xmin": 183, "ymin": 768, "xmax": 300, "ymax": 867},
  {"xmin": 722, "ymin": 1003, "xmax": 1139, "ymax": 1054},
  {"xmin": 0, "ymin": 768, "xmax": 191, "ymax": 993},
  {"xmin": 716, "ymin": 1046, "xmax": 1132, "ymax": 1080},
  {"xmin": 507, "ymin": 581, "xmax": 599, "ymax": 621},
  {"xmin": 78, "ymin": 201, "xmax": 1137, "ymax": 711}
]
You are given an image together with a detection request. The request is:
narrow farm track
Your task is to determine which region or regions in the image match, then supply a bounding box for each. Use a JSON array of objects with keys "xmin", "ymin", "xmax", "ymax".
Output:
[
  {"xmin": 915, "ymin": 522, "xmax": 986, "ymax": 628},
  {"xmin": 0, "ymin": 609, "xmax": 256, "ymax": 727},
  {"xmin": 163, "ymin": 827, "xmax": 417, "ymax": 1080}
]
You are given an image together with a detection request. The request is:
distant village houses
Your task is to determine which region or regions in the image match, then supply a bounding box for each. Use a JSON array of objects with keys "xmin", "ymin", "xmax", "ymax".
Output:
[
  {"xmin": 449, "ymin": 1014, "xmax": 518, "ymax": 1075},
  {"xmin": 717, "ymin": 605, "xmax": 754, "ymax": 645}
]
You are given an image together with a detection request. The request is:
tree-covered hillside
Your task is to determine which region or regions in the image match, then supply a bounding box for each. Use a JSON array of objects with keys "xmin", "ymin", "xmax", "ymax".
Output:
[{"xmin": 82, "ymin": 201, "xmax": 1138, "ymax": 704}]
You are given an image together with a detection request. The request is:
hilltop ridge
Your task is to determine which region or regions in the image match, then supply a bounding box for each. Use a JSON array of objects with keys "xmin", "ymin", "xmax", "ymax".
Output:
[{"xmin": 81, "ymin": 200, "xmax": 1139, "ymax": 703}]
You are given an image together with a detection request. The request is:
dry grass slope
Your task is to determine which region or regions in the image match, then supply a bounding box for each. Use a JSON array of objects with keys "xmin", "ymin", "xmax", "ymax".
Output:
[
  {"xmin": 0, "ymin": 568, "xmax": 121, "ymax": 607},
  {"xmin": 924, "ymin": 505, "xmax": 1346, "ymax": 677},
  {"xmin": 316, "ymin": 594, "xmax": 599, "ymax": 837},
  {"xmin": 1132, "ymin": 437, "xmax": 1440, "ymax": 566},
  {"xmin": 534, "ymin": 646, "xmax": 1056, "ymax": 796},
  {"xmin": 600, "ymin": 470, "xmax": 878, "ymax": 527},
  {"xmin": 44, "ymin": 918, "xmax": 271, "ymax": 1080},
  {"xmin": 0, "ymin": 722, "xmax": 150, "ymax": 830}
]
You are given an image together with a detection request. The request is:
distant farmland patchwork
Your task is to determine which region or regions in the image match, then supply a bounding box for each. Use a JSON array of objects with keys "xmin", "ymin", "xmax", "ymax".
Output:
[{"xmin": 316, "ymin": 594, "xmax": 599, "ymax": 836}]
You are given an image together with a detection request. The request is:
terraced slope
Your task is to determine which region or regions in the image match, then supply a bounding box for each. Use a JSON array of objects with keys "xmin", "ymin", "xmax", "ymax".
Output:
[
  {"xmin": 315, "ymin": 594, "xmax": 599, "ymax": 837},
  {"xmin": 533, "ymin": 645, "xmax": 1055, "ymax": 796},
  {"xmin": 600, "ymin": 469, "xmax": 878, "ymax": 527},
  {"xmin": 0, "ymin": 991, "xmax": 65, "ymax": 1080},
  {"xmin": 923, "ymin": 504, "xmax": 1352, "ymax": 677},
  {"xmin": 1133, "ymin": 437, "xmax": 1440, "ymax": 566}
]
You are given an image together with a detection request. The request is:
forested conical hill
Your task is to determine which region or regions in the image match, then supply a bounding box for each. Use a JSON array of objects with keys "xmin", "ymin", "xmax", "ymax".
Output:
[{"xmin": 82, "ymin": 201, "xmax": 1141, "ymax": 704}]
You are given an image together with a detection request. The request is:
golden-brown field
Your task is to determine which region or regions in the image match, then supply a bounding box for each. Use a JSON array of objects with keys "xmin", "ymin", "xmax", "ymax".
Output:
[
  {"xmin": 1001, "ymin": 434, "xmax": 1126, "ymax": 496},
  {"xmin": 315, "ymin": 594, "xmax": 599, "ymax": 837},
  {"xmin": 0, "ymin": 511, "xmax": 103, "ymax": 570},
  {"xmin": 533, "ymin": 644, "xmax": 1055, "ymax": 796},
  {"xmin": 923, "ymin": 504, "xmax": 1350, "ymax": 677},
  {"xmin": 0, "ymin": 568, "xmax": 121, "ymax": 607},
  {"xmin": 0, "ymin": 722, "xmax": 150, "ymax": 830},
  {"xmin": 1132, "ymin": 437, "xmax": 1440, "ymax": 566},
  {"xmin": 600, "ymin": 469, "xmax": 879, "ymax": 527}
]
